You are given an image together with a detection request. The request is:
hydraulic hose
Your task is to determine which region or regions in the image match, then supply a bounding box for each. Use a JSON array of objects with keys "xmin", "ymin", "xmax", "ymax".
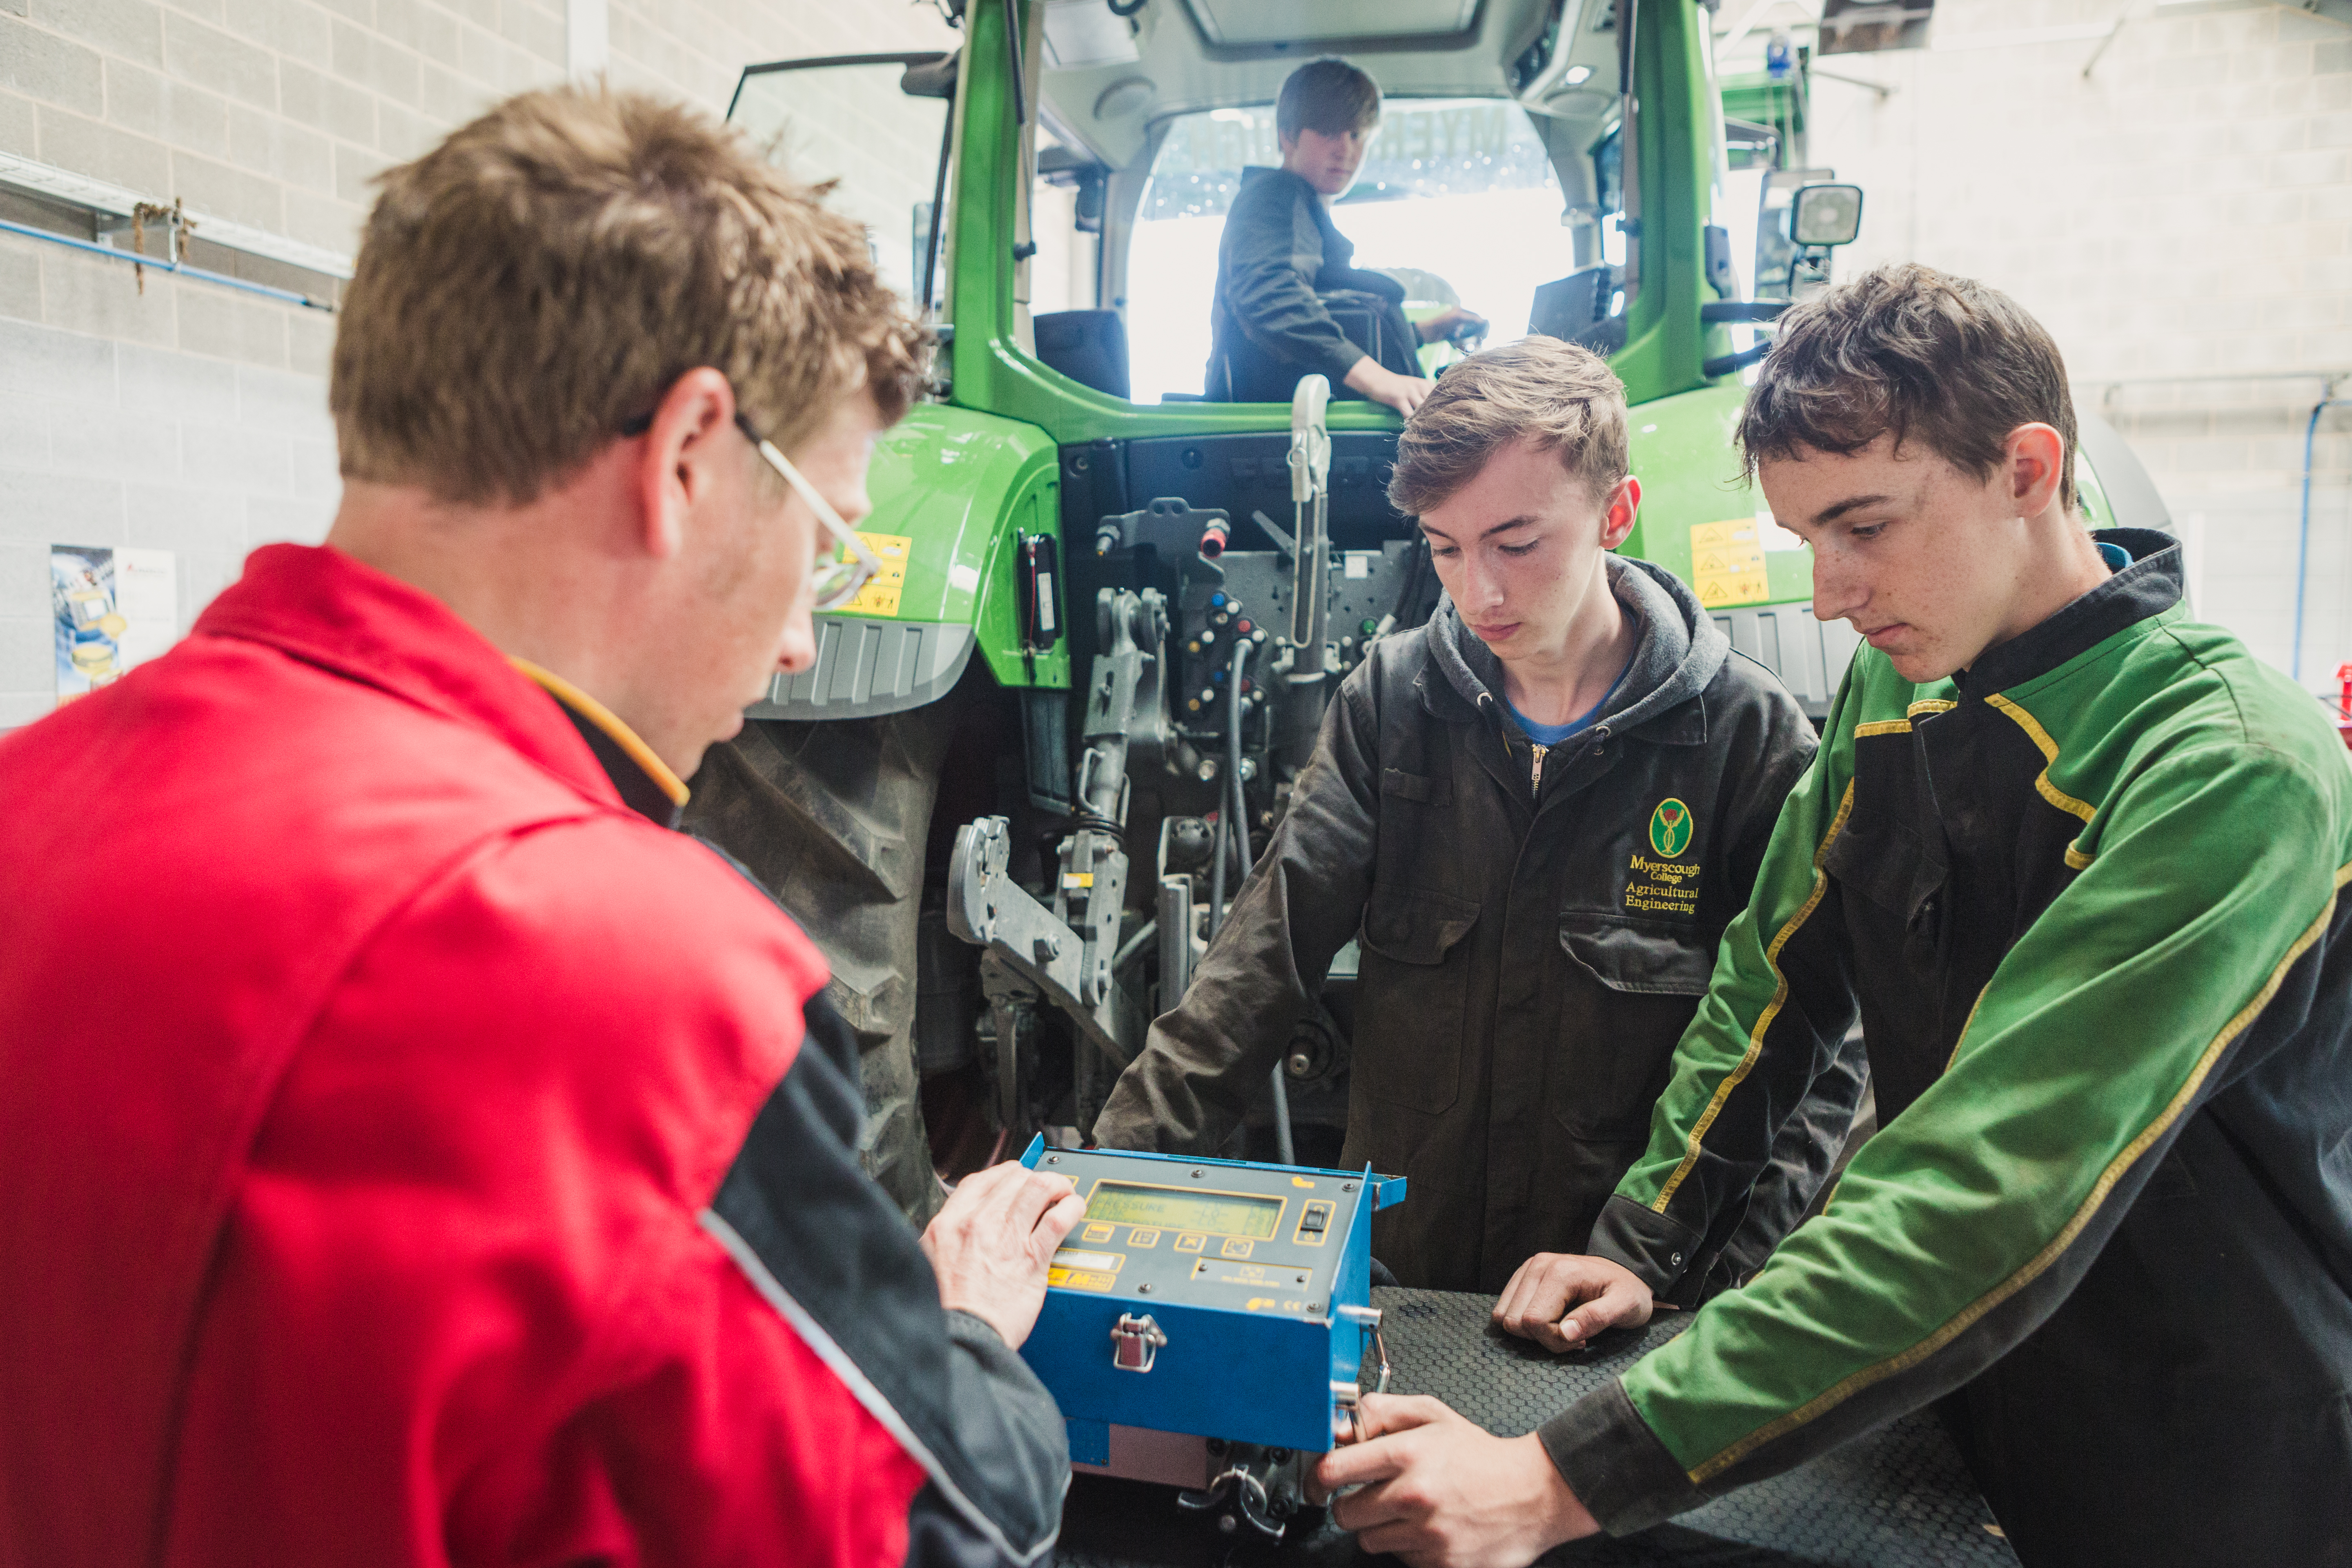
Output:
[
  {"xmin": 1222, "ymin": 636, "xmax": 1293, "ymax": 1164},
  {"xmin": 1225, "ymin": 637, "xmax": 1255, "ymax": 893},
  {"xmin": 1205, "ymin": 635, "xmax": 1257, "ymax": 943},
  {"xmin": 1207, "ymin": 813, "xmax": 1228, "ymax": 943}
]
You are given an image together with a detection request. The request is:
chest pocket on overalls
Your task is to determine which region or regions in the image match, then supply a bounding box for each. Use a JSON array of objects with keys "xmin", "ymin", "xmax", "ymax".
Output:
[
  {"xmin": 1354, "ymin": 884, "xmax": 1480, "ymax": 1114},
  {"xmin": 1550, "ymin": 913, "xmax": 1715, "ymax": 1139},
  {"xmin": 1820, "ymin": 814, "xmax": 1945, "ymax": 969}
]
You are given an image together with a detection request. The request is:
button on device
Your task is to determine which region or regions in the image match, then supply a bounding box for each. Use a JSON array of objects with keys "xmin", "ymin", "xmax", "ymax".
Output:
[
  {"xmin": 1128, "ymin": 1227, "xmax": 1162, "ymax": 1248},
  {"xmin": 1221, "ymin": 1237, "xmax": 1254, "ymax": 1259},
  {"xmin": 1082, "ymin": 1222, "xmax": 1116, "ymax": 1244},
  {"xmin": 1174, "ymin": 1232, "xmax": 1207, "ymax": 1254},
  {"xmin": 1301, "ymin": 1206, "xmax": 1327, "ymax": 1234}
]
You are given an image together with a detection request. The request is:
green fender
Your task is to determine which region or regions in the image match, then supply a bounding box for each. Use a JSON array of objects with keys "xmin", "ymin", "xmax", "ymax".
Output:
[{"xmin": 841, "ymin": 402, "xmax": 1071, "ymax": 692}]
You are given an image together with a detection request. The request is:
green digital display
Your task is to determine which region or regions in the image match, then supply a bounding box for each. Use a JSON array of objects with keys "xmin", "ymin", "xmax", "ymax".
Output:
[{"xmin": 1084, "ymin": 1181, "xmax": 1283, "ymax": 1238}]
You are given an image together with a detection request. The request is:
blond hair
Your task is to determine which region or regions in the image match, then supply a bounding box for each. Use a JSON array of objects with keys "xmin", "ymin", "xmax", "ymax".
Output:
[
  {"xmin": 1388, "ymin": 338, "xmax": 1630, "ymax": 515},
  {"xmin": 331, "ymin": 86, "xmax": 925, "ymax": 506}
]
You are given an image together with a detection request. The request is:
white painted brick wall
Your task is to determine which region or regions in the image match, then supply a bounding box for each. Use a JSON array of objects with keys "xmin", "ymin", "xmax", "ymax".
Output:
[
  {"xmin": 0, "ymin": 0, "xmax": 956, "ymax": 725},
  {"xmin": 1800, "ymin": 0, "xmax": 2352, "ymax": 696}
]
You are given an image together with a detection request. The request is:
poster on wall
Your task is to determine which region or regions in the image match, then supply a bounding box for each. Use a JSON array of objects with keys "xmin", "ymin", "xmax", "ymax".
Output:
[{"xmin": 51, "ymin": 545, "xmax": 178, "ymax": 702}]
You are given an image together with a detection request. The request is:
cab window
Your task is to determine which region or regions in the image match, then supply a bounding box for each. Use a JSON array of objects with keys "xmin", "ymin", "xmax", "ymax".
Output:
[
  {"xmin": 1122, "ymin": 98, "xmax": 1572, "ymax": 403},
  {"xmin": 728, "ymin": 53, "xmax": 956, "ymax": 313}
]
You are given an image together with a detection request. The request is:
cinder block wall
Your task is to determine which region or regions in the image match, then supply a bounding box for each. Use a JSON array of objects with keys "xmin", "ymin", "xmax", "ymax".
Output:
[
  {"xmin": 1803, "ymin": 0, "xmax": 2352, "ymax": 697},
  {"xmin": 0, "ymin": 0, "xmax": 955, "ymax": 726}
]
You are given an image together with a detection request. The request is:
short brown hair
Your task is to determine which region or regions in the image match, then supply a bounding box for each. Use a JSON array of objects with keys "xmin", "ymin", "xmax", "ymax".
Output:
[
  {"xmin": 332, "ymin": 87, "xmax": 925, "ymax": 506},
  {"xmin": 1737, "ymin": 263, "xmax": 2078, "ymax": 509},
  {"xmin": 1388, "ymin": 337, "xmax": 1630, "ymax": 515},
  {"xmin": 1276, "ymin": 58, "xmax": 1381, "ymax": 142}
]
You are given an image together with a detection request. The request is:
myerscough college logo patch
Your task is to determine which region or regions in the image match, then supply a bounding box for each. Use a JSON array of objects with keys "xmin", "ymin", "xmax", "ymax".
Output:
[{"xmin": 1649, "ymin": 797, "xmax": 1694, "ymax": 859}]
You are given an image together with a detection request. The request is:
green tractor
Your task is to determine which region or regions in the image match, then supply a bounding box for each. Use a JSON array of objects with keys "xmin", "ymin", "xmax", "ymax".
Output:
[{"xmin": 714, "ymin": 0, "xmax": 2173, "ymax": 1190}]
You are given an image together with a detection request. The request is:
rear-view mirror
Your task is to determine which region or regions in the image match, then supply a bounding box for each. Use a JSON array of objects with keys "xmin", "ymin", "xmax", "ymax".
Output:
[{"xmin": 1791, "ymin": 184, "xmax": 1865, "ymax": 247}]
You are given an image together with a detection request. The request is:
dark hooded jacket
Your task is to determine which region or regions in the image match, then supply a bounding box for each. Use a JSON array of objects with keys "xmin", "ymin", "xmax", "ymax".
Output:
[{"xmin": 1096, "ymin": 557, "xmax": 1864, "ymax": 1293}]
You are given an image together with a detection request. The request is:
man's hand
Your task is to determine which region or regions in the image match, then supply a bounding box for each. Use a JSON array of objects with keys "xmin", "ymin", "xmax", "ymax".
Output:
[
  {"xmin": 1343, "ymin": 354, "xmax": 1436, "ymax": 417},
  {"xmin": 1492, "ymin": 1253, "xmax": 1653, "ymax": 1352},
  {"xmin": 1415, "ymin": 306, "xmax": 1489, "ymax": 347},
  {"xmin": 920, "ymin": 1161, "xmax": 1084, "ymax": 1350},
  {"xmin": 1312, "ymin": 1394, "xmax": 1598, "ymax": 1568}
]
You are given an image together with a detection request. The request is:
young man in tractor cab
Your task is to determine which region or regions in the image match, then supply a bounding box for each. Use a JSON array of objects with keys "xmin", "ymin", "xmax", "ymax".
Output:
[
  {"xmin": 1096, "ymin": 336, "xmax": 1866, "ymax": 1296},
  {"xmin": 1207, "ymin": 56, "xmax": 1487, "ymax": 416},
  {"xmin": 1314, "ymin": 266, "xmax": 2352, "ymax": 1568}
]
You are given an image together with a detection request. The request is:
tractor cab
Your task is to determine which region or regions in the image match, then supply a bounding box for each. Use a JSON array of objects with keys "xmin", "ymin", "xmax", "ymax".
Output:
[{"xmin": 718, "ymin": 0, "xmax": 2163, "ymax": 1156}]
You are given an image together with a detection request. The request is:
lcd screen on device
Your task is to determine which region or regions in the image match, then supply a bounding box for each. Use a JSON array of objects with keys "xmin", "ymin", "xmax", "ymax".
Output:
[{"xmin": 1083, "ymin": 1181, "xmax": 1283, "ymax": 1238}]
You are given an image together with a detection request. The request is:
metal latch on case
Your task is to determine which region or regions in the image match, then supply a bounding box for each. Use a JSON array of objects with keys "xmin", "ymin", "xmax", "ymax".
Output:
[{"xmin": 1111, "ymin": 1312, "xmax": 1168, "ymax": 1372}]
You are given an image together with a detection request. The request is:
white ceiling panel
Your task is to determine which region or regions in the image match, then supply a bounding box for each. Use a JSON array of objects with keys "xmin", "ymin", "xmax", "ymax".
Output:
[{"xmin": 1182, "ymin": 0, "xmax": 1484, "ymax": 46}]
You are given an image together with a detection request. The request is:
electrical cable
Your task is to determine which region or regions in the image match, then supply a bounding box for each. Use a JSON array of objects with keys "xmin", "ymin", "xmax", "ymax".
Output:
[
  {"xmin": 1111, "ymin": 919, "xmax": 1156, "ymax": 973},
  {"xmin": 1002, "ymin": 0, "xmax": 1026, "ymax": 127},
  {"xmin": 918, "ymin": 91, "xmax": 955, "ymax": 318},
  {"xmin": 0, "ymin": 216, "xmax": 328, "ymax": 310},
  {"xmin": 1206, "ymin": 808, "xmax": 1227, "ymax": 944},
  {"xmin": 2292, "ymin": 389, "xmax": 2348, "ymax": 685}
]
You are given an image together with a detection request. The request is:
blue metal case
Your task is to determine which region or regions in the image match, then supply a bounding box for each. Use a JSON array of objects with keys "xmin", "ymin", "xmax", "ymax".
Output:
[{"xmin": 1017, "ymin": 1139, "xmax": 1405, "ymax": 1456}]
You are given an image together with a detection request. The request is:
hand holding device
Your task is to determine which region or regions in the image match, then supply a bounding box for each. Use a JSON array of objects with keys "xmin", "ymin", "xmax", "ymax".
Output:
[
  {"xmin": 1312, "ymin": 1393, "xmax": 1599, "ymax": 1567},
  {"xmin": 922, "ymin": 1161, "xmax": 1085, "ymax": 1349}
]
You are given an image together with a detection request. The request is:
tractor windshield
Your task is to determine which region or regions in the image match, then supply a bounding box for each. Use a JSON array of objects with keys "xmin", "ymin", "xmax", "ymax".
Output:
[
  {"xmin": 1124, "ymin": 98, "xmax": 1579, "ymax": 404},
  {"xmin": 728, "ymin": 53, "xmax": 955, "ymax": 314}
]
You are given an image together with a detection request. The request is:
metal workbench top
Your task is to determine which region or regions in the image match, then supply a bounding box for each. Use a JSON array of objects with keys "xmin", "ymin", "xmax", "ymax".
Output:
[{"xmin": 1056, "ymin": 1286, "xmax": 2018, "ymax": 1568}]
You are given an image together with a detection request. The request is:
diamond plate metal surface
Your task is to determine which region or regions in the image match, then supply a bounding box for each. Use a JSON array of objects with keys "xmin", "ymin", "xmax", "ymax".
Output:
[{"xmin": 1056, "ymin": 1287, "xmax": 2017, "ymax": 1568}]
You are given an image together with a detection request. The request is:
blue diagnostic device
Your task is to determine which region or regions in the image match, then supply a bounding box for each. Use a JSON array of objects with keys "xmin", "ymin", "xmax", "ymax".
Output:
[{"xmin": 1016, "ymin": 1138, "xmax": 1405, "ymax": 1528}]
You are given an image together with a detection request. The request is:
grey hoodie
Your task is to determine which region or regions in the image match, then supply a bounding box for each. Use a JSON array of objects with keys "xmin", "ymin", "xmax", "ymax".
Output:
[{"xmin": 1098, "ymin": 556, "xmax": 1864, "ymax": 1293}]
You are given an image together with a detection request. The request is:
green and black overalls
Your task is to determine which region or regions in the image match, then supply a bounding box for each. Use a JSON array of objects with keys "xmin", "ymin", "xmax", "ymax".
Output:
[
  {"xmin": 1096, "ymin": 559, "xmax": 1864, "ymax": 1294},
  {"xmin": 1548, "ymin": 531, "xmax": 2352, "ymax": 1566}
]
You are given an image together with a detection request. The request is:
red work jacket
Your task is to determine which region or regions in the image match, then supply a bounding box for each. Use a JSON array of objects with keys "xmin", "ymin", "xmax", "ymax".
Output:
[{"xmin": 0, "ymin": 546, "xmax": 1056, "ymax": 1567}]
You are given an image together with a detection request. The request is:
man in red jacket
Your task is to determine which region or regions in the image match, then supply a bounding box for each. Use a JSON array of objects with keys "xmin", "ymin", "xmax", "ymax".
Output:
[{"xmin": 0, "ymin": 88, "xmax": 1081, "ymax": 1567}]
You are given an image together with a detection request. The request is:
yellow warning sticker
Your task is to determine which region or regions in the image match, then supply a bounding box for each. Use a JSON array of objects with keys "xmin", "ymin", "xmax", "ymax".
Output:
[
  {"xmin": 1689, "ymin": 520, "xmax": 1768, "ymax": 608},
  {"xmin": 1048, "ymin": 1267, "xmax": 1120, "ymax": 1292},
  {"xmin": 842, "ymin": 532, "xmax": 912, "ymax": 617}
]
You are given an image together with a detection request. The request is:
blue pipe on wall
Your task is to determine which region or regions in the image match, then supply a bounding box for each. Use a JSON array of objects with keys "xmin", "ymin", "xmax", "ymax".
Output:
[
  {"xmin": 0, "ymin": 216, "xmax": 330, "ymax": 311},
  {"xmin": 2292, "ymin": 391, "xmax": 2348, "ymax": 685}
]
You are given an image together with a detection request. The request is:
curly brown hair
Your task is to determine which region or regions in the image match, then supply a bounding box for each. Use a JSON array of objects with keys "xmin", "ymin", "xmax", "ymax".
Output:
[
  {"xmin": 332, "ymin": 86, "xmax": 927, "ymax": 506},
  {"xmin": 1737, "ymin": 263, "xmax": 2078, "ymax": 509}
]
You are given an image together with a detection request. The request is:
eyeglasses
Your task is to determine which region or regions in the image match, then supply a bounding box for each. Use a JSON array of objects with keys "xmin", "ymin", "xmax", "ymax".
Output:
[{"xmin": 619, "ymin": 407, "xmax": 883, "ymax": 613}]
